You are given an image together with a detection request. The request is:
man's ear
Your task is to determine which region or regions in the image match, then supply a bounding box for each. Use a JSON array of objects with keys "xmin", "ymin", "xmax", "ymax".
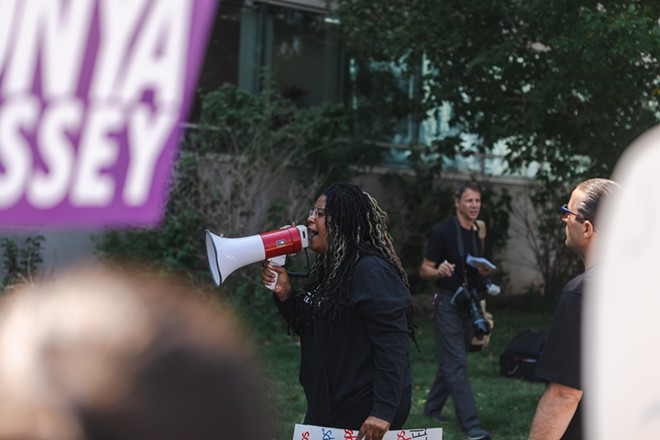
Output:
[{"xmin": 583, "ymin": 220, "xmax": 595, "ymax": 238}]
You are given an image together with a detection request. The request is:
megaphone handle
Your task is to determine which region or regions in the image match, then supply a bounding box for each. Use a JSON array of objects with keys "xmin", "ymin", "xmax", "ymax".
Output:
[{"xmin": 265, "ymin": 255, "xmax": 287, "ymax": 290}]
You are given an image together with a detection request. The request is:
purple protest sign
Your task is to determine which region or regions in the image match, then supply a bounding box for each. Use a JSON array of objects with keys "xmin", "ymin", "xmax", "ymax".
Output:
[{"xmin": 0, "ymin": 0, "xmax": 218, "ymax": 227}]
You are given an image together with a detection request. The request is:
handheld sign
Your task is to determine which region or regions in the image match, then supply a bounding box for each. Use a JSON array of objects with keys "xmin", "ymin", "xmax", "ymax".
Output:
[
  {"xmin": 0, "ymin": 0, "xmax": 218, "ymax": 227},
  {"xmin": 292, "ymin": 424, "xmax": 442, "ymax": 440}
]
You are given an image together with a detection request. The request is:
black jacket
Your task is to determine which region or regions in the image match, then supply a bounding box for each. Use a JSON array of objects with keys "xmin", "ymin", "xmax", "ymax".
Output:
[{"xmin": 277, "ymin": 255, "xmax": 413, "ymax": 427}]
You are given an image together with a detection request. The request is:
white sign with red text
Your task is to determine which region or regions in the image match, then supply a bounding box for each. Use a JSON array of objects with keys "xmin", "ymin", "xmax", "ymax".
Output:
[{"xmin": 292, "ymin": 424, "xmax": 442, "ymax": 440}]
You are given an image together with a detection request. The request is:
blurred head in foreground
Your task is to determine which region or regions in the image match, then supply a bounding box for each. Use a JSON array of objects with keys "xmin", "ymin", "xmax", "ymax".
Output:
[{"xmin": 0, "ymin": 264, "xmax": 272, "ymax": 440}]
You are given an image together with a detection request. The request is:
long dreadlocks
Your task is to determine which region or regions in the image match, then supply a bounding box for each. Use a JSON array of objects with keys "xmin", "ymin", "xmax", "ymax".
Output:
[{"xmin": 302, "ymin": 183, "xmax": 413, "ymax": 330}]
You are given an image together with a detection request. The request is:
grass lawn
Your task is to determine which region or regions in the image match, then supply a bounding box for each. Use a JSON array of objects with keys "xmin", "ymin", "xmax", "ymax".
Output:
[{"xmin": 257, "ymin": 304, "xmax": 552, "ymax": 440}]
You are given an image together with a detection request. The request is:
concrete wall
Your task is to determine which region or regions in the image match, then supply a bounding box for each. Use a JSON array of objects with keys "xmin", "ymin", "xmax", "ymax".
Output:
[
  {"xmin": 0, "ymin": 229, "xmax": 99, "ymax": 283},
  {"xmin": 351, "ymin": 168, "xmax": 544, "ymax": 295}
]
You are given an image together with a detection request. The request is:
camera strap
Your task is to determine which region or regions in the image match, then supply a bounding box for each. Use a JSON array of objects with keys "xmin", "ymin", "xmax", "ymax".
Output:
[{"xmin": 453, "ymin": 216, "xmax": 480, "ymax": 288}]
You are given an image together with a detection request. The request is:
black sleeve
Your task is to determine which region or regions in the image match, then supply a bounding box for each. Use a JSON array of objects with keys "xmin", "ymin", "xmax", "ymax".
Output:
[
  {"xmin": 535, "ymin": 286, "xmax": 582, "ymax": 390},
  {"xmin": 351, "ymin": 257, "xmax": 412, "ymax": 422},
  {"xmin": 274, "ymin": 291, "xmax": 304, "ymax": 336}
]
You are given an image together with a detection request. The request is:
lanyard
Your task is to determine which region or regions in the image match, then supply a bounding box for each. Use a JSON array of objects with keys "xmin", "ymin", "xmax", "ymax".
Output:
[{"xmin": 453, "ymin": 216, "xmax": 480, "ymax": 287}]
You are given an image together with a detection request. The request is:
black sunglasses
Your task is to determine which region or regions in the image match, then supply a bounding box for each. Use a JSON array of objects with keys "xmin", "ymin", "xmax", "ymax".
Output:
[{"xmin": 560, "ymin": 204, "xmax": 584, "ymax": 222}]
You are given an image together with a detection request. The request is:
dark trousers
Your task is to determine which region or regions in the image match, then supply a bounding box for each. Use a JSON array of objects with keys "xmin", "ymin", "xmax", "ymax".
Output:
[{"xmin": 424, "ymin": 293, "xmax": 480, "ymax": 431}]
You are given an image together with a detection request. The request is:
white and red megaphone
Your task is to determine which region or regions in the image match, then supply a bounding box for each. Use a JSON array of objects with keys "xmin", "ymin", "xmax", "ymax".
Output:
[{"xmin": 205, "ymin": 225, "xmax": 308, "ymax": 288}]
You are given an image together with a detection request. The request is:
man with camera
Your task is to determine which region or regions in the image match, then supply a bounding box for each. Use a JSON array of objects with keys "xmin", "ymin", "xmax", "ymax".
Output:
[
  {"xmin": 528, "ymin": 178, "xmax": 618, "ymax": 440},
  {"xmin": 420, "ymin": 181, "xmax": 494, "ymax": 440}
]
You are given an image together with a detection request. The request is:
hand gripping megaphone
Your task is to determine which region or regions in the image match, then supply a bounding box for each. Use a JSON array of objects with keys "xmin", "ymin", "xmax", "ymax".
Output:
[{"xmin": 205, "ymin": 225, "xmax": 308, "ymax": 288}]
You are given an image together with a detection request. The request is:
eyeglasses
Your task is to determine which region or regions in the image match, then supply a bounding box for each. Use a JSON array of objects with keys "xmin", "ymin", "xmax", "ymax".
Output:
[
  {"xmin": 560, "ymin": 204, "xmax": 583, "ymax": 222},
  {"xmin": 308, "ymin": 207, "xmax": 326, "ymax": 219}
]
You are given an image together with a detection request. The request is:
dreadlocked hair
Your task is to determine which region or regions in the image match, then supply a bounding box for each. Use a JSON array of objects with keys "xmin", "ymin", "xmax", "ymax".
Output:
[{"xmin": 303, "ymin": 182, "xmax": 409, "ymax": 322}]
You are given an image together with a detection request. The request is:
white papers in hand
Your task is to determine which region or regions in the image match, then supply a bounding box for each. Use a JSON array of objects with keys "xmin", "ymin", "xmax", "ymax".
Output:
[{"xmin": 466, "ymin": 254, "xmax": 496, "ymax": 270}]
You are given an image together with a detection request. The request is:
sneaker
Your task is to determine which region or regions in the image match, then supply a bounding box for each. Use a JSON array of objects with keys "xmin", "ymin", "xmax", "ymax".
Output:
[
  {"xmin": 422, "ymin": 409, "xmax": 443, "ymax": 424},
  {"xmin": 464, "ymin": 425, "xmax": 490, "ymax": 440}
]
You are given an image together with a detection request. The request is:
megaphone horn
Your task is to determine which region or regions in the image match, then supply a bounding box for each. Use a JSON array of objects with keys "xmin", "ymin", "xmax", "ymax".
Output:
[{"xmin": 205, "ymin": 225, "xmax": 309, "ymax": 286}]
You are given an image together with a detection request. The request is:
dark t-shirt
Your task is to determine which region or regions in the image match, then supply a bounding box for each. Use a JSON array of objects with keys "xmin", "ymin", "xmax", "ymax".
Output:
[
  {"xmin": 535, "ymin": 269, "xmax": 593, "ymax": 440},
  {"xmin": 424, "ymin": 216, "xmax": 489, "ymax": 293}
]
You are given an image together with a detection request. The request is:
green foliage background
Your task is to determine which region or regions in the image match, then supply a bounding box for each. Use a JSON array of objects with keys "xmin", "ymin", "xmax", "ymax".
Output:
[
  {"xmin": 335, "ymin": 1, "xmax": 659, "ymax": 177},
  {"xmin": 0, "ymin": 236, "xmax": 45, "ymax": 289},
  {"xmin": 94, "ymin": 82, "xmax": 383, "ymax": 334},
  {"xmin": 334, "ymin": 0, "xmax": 660, "ymax": 304}
]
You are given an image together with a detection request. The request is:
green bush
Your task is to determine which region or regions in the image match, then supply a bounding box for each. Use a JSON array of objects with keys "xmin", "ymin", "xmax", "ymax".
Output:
[
  {"xmin": 0, "ymin": 235, "xmax": 45, "ymax": 290},
  {"xmin": 94, "ymin": 81, "xmax": 377, "ymax": 335}
]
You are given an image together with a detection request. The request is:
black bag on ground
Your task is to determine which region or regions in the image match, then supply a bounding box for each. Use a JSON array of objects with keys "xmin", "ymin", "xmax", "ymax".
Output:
[{"xmin": 499, "ymin": 329, "xmax": 547, "ymax": 382}]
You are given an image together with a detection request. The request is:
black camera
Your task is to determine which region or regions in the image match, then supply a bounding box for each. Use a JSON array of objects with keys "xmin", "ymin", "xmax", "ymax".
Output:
[{"xmin": 450, "ymin": 285, "xmax": 491, "ymax": 336}]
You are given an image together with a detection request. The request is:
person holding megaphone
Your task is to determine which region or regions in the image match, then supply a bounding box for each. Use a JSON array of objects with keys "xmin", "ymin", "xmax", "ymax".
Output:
[{"xmin": 262, "ymin": 182, "xmax": 414, "ymax": 440}]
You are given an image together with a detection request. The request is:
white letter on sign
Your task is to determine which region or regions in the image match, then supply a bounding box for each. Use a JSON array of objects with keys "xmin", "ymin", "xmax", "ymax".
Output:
[
  {"xmin": 2, "ymin": 0, "xmax": 39, "ymax": 95},
  {"xmin": 119, "ymin": 0, "xmax": 191, "ymax": 106},
  {"xmin": 124, "ymin": 105, "xmax": 177, "ymax": 205},
  {"xmin": 29, "ymin": 99, "xmax": 83, "ymax": 208},
  {"xmin": 40, "ymin": 0, "xmax": 95, "ymax": 99},
  {"xmin": 90, "ymin": 0, "xmax": 148, "ymax": 101},
  {"xmin": 71, "ymin": 104, "xmax": 123, "ymax": 206},
  {"xmin": 3, "ymin": 0, "xmax": 93, "ymax": 98},
  {"xmin": 0, "ymin": 96, "xmax": 39, "ymax": 208},
  {"xmin": 0, "ymin": 0, "xmax": 18, "ymax": 74}
]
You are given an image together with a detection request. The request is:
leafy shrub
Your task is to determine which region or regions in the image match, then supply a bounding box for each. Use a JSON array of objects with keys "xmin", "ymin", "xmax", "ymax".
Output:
[
  {"xmin": 0, "ymin": 235, "xmax": 45, "ymax": 290},
  {"xmin": 94, "ymin": 82, "xmax": 376, "ymax": 336}
]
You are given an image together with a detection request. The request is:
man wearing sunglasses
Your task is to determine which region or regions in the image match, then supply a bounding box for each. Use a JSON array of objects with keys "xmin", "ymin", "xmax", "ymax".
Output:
[{"xmin": 529, "ymin": 178, "xmax": 618, "ymax": 440}]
